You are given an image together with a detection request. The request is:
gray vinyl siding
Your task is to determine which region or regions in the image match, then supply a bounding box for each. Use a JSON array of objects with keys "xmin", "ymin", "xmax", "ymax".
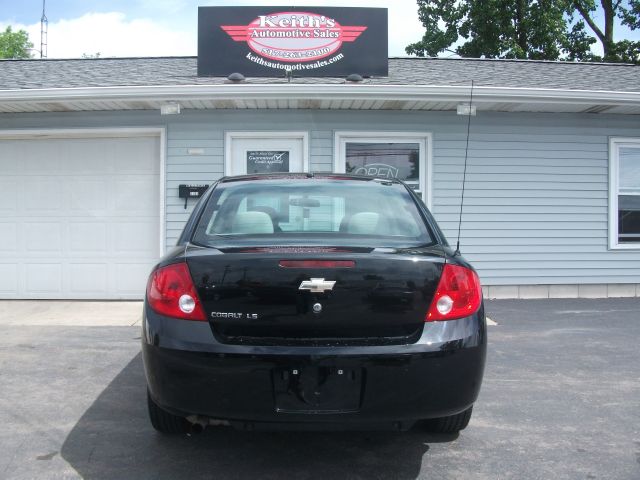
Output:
[
  {"xmin": 165, "ymin": 125, "xmax": 224, "ymax": 244},
  {"xmin": 1, "ymin": 109, "xmax": 639, "ymax": 285}
]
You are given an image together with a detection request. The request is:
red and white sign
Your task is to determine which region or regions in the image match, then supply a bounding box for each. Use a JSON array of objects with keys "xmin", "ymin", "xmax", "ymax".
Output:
[
  {"xmin": 197, "ymin": 7, "xmax": 388, "ymax": 77},
  {"xmin": 222, "ymin": 11, "xmax": 367, "ymax": 63}
]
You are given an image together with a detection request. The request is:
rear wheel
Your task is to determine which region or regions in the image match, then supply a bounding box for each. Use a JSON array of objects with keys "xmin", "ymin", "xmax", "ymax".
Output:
[
  {"xmin": 147, "ymin": 390, "xmax": 190, "ymax": 434},
  {"xmin": 423, "ymin": 406, "xmax": 473, "ymax": 434}
]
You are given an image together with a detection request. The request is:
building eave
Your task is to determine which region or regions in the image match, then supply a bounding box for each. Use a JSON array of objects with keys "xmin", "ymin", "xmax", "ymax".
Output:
[{"xmin": 1, "ymin": 83, "xmax": 639, "ymax": 114}]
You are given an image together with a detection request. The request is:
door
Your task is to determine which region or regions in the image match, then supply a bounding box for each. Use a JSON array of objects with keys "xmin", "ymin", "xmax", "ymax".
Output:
[
  {"xmin": 226, "ymin": 132, "xmax": 308, "ymax": 176},
  {"xmin": 0, "ymin": 133, "xmax": 161, "ymax": 299}
]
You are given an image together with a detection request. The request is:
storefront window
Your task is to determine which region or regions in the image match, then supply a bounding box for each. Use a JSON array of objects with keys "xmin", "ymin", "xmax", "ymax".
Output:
[
  {"xmin": 345, "ymin": 143, "xmax": 420, "ymax": 183},
  {"xmin": 610, "ymin": 139, "xmax": 640, "ymax": 248},
  {"xmin": 335, "ymin": 133, "xmax": 430, "ymax": 206}
]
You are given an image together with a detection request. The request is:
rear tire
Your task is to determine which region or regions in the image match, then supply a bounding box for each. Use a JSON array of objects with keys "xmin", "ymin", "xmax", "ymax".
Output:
[
  {"xmin": 423, "ymin": 406, "xmax": 473, "ymax": 434},
  {"xmin": 147, "ymin": 389, "xmax": 190, "ymax": 434}
]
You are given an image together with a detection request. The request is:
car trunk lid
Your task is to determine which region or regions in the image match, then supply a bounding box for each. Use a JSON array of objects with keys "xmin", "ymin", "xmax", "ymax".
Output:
[{"xmin": 186, "ymin": 245, "xmax": 444, "ymax": 346}]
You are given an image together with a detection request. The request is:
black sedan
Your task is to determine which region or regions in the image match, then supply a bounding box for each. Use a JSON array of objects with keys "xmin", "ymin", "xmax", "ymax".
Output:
[{"xmin": 143, "ymin": 174, "xmax": 486, "ymax": 433}]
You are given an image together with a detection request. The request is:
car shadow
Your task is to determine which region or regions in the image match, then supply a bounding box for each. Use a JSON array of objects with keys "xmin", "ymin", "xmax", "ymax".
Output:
[{"xmin": 61, "ymin": 353, "xmax": 457, "ymax": 480}]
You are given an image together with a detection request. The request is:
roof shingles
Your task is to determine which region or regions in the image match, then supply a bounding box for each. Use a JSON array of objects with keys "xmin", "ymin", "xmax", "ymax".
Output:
[{"xmin": 0, "ymin": 56, "xmax": 638, "ymax": 92}]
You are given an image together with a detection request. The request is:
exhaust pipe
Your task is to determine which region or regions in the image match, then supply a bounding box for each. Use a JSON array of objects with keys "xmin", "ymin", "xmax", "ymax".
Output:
[{"xmin": 186, "ymin": 415, "xmax": 231, "ymax": 433}]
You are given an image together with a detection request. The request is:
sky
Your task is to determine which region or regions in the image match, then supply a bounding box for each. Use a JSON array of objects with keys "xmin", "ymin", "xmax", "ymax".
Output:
[
  {"xmin": 0, "ymin": 0, "xmax": 638, "ymax": 59},
  {"xmin": 0, "ymin": 0, "xmax": 426, "ymax": 58}
]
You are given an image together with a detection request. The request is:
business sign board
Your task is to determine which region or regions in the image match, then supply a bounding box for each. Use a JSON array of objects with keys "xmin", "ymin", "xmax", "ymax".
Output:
[
  {"xmin": 246, "ymin": 151, "xmax": 290, "ymax": 173},
  {"xmin": 198, "ymin": 7, "xmax": 388, "ymax": 77}
]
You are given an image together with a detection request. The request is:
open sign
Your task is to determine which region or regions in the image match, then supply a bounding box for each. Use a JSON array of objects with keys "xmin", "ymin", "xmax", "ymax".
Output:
[{"xmin": 353, "ymin": 163, "xmax": 399, "ymax": 179}]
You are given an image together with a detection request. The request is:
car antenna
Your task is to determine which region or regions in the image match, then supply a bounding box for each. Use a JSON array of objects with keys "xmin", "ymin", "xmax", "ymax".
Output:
[{"xmin": 454, "ymin": 80, "xmax": 475, "ymax": 256}]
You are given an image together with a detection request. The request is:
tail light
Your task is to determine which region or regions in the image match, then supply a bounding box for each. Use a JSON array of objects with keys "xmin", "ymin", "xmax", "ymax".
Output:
[
  {"xmin": 426, "ymin": 263, "xmax": 482, "ymax": 322},
  {"xmin": 146, "ymin": 263, "xmax": 206, "ymax": 321}
]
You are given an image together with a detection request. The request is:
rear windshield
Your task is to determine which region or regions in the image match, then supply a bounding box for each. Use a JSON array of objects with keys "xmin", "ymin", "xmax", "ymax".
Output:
[{"xmin": 192, "ymin": 179, "xmax": 434, "ymax": 248}]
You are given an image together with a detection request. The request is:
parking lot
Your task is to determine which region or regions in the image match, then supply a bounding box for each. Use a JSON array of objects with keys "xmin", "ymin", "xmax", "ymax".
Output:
[{"xmin": 0, "ymin": 298, "xmax": 639, "ymax": 479}]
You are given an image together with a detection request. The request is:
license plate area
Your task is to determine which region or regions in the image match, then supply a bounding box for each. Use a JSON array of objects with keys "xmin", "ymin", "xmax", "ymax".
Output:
[{"xmin": 273, "ymin": 367, "xmax": 363, "ymax": 413}]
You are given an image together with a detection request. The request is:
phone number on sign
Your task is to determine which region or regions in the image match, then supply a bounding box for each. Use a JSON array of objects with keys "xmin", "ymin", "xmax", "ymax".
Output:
[{"xmin": 261, "ymin": 47, "xmax": 331, "ymax": 60}]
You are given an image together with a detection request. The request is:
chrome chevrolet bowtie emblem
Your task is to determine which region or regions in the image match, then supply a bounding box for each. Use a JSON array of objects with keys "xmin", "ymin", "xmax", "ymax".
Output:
[{"xmin": 298, "ymin": 278, "xmax": 336, "ymax": 293}]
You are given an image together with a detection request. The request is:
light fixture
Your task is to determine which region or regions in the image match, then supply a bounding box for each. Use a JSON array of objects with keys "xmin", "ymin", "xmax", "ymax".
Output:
[
  {"xmin": 457, "ymin": 104, "xmax": 477, "ymax": 116},
  {"xmin": 160, "ymin": 102, "xmax": 181, "ymax": 115},
  {"xmin": 345, "ymin": 73, "xmax": 364, "ymax": 83},
  {"xmin": 226, "ymin": 72, "xmax": 246, "ymax": 83}
]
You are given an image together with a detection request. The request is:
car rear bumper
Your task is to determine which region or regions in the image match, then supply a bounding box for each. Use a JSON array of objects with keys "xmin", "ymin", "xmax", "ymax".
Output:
[{"xmin": 142, "ymin": 305, "xmax": 487, "ymax": 429}]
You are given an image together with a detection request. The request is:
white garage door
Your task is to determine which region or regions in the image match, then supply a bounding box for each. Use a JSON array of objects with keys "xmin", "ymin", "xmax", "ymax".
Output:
[{"xmin": 0, "ymin": 133, "xmax": 161, "ymax": 299}]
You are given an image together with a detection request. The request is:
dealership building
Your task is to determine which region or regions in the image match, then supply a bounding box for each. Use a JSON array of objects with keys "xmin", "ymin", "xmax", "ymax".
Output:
[{"xmin": 0, "ymin": 7, "xmax": 639, "ymax": 300}]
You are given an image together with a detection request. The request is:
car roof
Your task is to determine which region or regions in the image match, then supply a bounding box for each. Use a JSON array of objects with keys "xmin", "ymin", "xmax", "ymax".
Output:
[{"xmin": 218, "ymin": 173, "xmax": 403, "ymax": 184}]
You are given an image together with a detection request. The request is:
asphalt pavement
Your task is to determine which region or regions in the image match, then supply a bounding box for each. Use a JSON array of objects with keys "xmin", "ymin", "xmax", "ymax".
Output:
[{"xmin": 0, "ymin": 298, "xmax": 639, "ymax": 479}]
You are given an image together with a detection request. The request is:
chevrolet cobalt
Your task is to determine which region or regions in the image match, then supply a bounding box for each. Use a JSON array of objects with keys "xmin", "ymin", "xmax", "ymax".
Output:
[{"xmin": 143, "ymin": 174, "xmax": 486, "ymax": 433}]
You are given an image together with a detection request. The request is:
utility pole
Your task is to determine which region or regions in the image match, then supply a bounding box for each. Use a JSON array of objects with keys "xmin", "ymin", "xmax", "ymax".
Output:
[{"xmin": 40, "ymin": 0, "xmax": 48, "ymax": 58}]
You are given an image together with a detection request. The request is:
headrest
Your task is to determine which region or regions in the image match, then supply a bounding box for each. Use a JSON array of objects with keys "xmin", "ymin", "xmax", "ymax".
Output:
[
  {"xmin": 347, "ymin": 212, "xmax": 380, "ymax": 234},
  {"xmin": 232, "ymin": 211, "xmax": 274, "ymax": 234}
]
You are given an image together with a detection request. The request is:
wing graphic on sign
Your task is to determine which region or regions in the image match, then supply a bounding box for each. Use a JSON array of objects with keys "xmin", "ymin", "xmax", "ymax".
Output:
[
  {"xmin": 220, "ymin": 26, "xmax": 250, "ymax": 42},
  {"xmin": 340, "ymin": 27, "xmax": 368, "ymax": 42}
]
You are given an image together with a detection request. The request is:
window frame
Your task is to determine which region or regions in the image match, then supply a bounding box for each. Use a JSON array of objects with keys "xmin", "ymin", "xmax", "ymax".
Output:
[
  {"xmin": 609, "ymin": 137, "xmax": 640, "ymax": 250},
  {"xmin": 334, "ymin": 131, "xmax": 433, "ymax": 209}
]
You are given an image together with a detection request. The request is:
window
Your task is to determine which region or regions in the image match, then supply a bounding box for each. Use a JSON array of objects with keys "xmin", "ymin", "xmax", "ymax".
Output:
[
  {"xmin": 334, "ymin": 132, "xmax": 431, "ymax": 207},
  {"xmin": 192, "ymin": 179, "xmax": 433, "ymax": 248},
  {"xmin": 610, "ymin": 138, "xmax": 640, "ymax": 249},
  {"xmin": 346, "ymin": 143, "xmax": 420, "ymax": 182}
]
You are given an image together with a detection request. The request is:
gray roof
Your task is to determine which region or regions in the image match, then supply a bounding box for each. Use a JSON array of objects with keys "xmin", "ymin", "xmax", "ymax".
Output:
[{"xmin": 1, "ymin": 56, "xmax": 639, "ymax": 92}]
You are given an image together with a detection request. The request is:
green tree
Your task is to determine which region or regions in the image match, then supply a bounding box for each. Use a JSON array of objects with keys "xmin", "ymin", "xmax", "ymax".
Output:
[
  {"xmin": 407, "ymin": 0, "xmax": 640, "ymax": 63},
  {"xmin": 0, "ymin": 26, "xmax": 33, "ymax": 59},
  {"xmin": 572, "ymin": 0, "xmax": 640, "ymax": 61}
]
